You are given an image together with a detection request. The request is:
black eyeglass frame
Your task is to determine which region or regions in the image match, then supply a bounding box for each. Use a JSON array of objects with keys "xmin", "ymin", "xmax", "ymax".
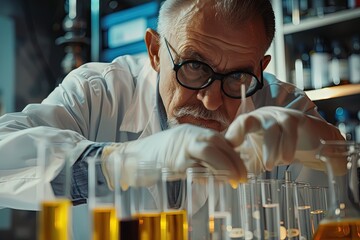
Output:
[{"xmin": 163, "ymin": 38, "xmax": 264, "ymax": 99}]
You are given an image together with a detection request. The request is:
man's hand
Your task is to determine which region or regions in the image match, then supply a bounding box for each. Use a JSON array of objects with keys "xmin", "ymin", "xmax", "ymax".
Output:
[
  {"xmin": 102, "ymin": 124, "xmax": 247, "ymax": 188},
  {"xmin": 225, "ymin": 106, "xmax": 344, "ymax": 173}
]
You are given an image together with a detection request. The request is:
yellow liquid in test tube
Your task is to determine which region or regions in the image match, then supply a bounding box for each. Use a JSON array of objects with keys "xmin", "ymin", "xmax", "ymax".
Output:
[
  {"xmin": 39, "ymin": 198, "xmax": 71, "ymax": 240},
  {"xmin": 92, "ymin": 206, "xmax": 117, "ymax": 240},
  {"xmin": 163, "ymin": 210, "xmax": 188, "ymax": 240},
  {"xmin": 137, "ymin": 212, "xmax": 162, "ymax": 240}
]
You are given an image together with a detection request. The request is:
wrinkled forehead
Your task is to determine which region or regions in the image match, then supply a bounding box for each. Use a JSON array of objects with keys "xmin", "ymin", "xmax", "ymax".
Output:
[{"xmin": 166, "ymin": 2, "xmax": 267, "ymax": 64}]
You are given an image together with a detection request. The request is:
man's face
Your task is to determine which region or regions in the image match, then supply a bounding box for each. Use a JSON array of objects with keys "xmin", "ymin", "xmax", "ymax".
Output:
[{"xmin": 149, "ymin": 2, "xmax": 269, "ymax": 132}]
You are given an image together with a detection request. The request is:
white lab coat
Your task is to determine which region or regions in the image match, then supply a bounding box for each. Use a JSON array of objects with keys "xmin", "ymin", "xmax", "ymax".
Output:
[{"xmin": 0, "ymin": 54, "xmax": 329, "ymax": 211}]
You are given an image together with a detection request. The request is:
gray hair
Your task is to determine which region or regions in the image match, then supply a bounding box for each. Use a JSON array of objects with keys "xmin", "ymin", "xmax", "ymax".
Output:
[{"xmin": 157, "ymin": 0, "xmax": 275, "ymax": 53}]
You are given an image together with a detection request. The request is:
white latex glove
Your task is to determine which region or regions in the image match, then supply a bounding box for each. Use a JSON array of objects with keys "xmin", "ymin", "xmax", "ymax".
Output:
[
  {"xmin": 101, "ymin": 124, "xmax": 247, "ymax": 188},
  {"xmin": 225, "ymin": 106, "xmax": 344, "ymax": 174}
]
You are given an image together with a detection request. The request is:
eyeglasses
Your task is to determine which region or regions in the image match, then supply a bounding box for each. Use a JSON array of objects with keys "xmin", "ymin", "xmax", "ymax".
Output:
[{"xmin": 164, "ymin": 38, "xmax": 264, "ymax": 99}]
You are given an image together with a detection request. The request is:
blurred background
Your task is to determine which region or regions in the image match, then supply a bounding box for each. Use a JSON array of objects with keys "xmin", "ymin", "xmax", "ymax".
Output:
[{"xmin": 0, "ymin": 0, "xmax": 359, "ymax": 239}]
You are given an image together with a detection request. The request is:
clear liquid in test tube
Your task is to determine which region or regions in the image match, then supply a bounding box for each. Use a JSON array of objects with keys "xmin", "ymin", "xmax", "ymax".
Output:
[
  {"xmin": 260, "ymin": 179, "xmax": 281, "ymax": 240},
  {"xmin": 186, "ymin": 168, "xmax": 211, "ymax": 240},
  {"xmin": 208, "ymin": 170, "xmax": 232, "ymax": 240}
]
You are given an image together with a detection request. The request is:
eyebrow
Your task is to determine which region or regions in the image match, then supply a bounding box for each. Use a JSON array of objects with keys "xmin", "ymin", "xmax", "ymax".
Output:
[
  {"xmin": 180, "ymin": 48, "xmax": 254, "ymax": 73},
  {"xmin": 180, "ymin": 48, "xmax": 207, "ymax": 62}
]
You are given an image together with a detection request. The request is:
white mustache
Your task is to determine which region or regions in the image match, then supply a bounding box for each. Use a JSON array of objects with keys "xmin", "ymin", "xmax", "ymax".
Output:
[{"xmin": 168, "ymin": 106, "xmax": 230, "ymax": 129}]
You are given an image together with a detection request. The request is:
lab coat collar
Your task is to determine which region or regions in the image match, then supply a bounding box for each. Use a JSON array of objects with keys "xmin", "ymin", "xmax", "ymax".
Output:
[{"xmin": 119, "ymin": 58, "xmax": 162, "ymax": 138}]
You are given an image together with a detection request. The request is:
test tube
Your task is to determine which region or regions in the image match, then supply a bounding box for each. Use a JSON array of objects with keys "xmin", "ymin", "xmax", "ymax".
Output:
[
  {"xmin": 236, "ymin": 178, "xmax": 264, "ymax": 240},
  {"xmin": 37, "ymin": 141, "xmax": 74, "ymax": 240},
  {"xmin": 208, "ymin": 170, "xmax": 232, "ymax": 240},
  {"xmin": 260, "ymin": 179, "xmax": 281, "ymax": 240},
  {"xmin": 113, "ymin": 152, "xmax": 139, "ymax": 240},
  {"xmin": 308, "ymin": 186, "xmax": 328, "ymax": 234},
  {"xmin": 279, "ymin": 181, "xmax": 310, "ymax": 240},
  {"xmin": 294, "ymin": 184, "xmax": 313, "ymax": 240},
  {"xmin": 88, "ymin": 156, "xmax": 117, "ymax": 240},
  {"xmin": 161, "ymin": 169, "xmax": 188, "ymax": 240},
  {"xmin": 133, "ymin": 161, "xmax": 162, "ymax": 240},
  {"xmin": 186, "ymin": 167, "xmax": 211, "ymax": 240}
]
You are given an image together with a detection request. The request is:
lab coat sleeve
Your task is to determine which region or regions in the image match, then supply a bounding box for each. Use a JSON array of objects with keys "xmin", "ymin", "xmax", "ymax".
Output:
[
  {"xmin": 0, "ymin": 64, "xmax": 122, "ymax": 210},
  {"xmin": 252, "ymin": 73, "xmax": 322, "ymax": 118}
]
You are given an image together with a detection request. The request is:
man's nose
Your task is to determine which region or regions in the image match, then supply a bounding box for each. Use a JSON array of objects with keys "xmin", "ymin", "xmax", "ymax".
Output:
[{"xmin": 196, "ymin": 80, "xmax": 223, "ymax": 111}]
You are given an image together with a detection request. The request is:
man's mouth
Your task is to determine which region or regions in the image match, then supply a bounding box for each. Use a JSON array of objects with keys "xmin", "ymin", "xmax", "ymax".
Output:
[{"xmin": 168, "ymin": 105, "xmax": 230, "ymax": 131}]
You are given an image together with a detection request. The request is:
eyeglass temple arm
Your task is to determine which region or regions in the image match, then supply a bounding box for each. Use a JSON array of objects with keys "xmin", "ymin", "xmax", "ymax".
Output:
[
  {"xmin": 164, "ymin": 38, "xmax": 176, "ymax": 67},
  {"xmin": 259, "ymin": 61, "xmax": 264, "ymax": 88}
]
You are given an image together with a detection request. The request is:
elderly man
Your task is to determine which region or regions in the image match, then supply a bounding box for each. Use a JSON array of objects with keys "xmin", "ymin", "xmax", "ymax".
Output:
[{"xmin": 0, "ymin": 0, "xmax": 343, "ymax": 236}]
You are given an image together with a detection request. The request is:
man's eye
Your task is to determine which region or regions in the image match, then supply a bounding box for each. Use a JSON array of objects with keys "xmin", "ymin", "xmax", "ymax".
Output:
[
  {"xmin": 230, "ymin": 72, "xmax": 243, "ymax": 79},
  {"xmin": 188, "ymin": 62, "xmax": 202, "ymax": 70}
]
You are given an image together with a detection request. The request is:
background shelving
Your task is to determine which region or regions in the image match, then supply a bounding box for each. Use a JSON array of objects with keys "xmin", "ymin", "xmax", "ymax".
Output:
[{"xmin": 271, "ymin": 1, "xmax": 360, "ymax": 125}]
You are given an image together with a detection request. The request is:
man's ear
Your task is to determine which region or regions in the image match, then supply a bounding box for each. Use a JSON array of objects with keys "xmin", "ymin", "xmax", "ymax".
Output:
[
  {"xmin": 145, "ymin": 28, "xmax": 161, "ymax": 72},
  {"xmin": 262, "ymin": 55, "xmax": 271, "ymax": 70}
]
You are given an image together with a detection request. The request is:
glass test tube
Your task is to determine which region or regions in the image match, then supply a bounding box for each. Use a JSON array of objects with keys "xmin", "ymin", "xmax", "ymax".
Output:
[
  {"xmin": 279, "ymin": 181, "xmax": 310, "ymax": 240},
  {"xmin": 88, "ymin": 156, "xmax": 117, "ymax": 240},
  {"xmin": 37, "ymin": 141, "xmax": 74, "ymax": 240},
  {"xmin": 308, "ymin": 186, "xmax": 328, "ymax": 234},
  {"xmin": 236, "ymin": 178, "xmax": 264, "ymax": 240},
  {"xmin": 161, "ymin": 169, "xmax": 188, "ymax": 240},
  {"xmin": 208, "ymin": 170, "xmax": 232, "ymax": 240},
  {"xmin": 294, "ymin": 184, "xmax": 313, "ymax": 240},
  {"xmin": 113, "ymin": 152, "xmax": 139, "ymax": 240},
  {"xmin": 186, "ymin": 167, "xmax": 211, "ymax": 240},
  {"xmin": 260, "ymin": 179, "xmax": 281, "ymax": 240},
  {"xmin": 133, "ymin": 161, "xmax": 162, "ymax": 240}
]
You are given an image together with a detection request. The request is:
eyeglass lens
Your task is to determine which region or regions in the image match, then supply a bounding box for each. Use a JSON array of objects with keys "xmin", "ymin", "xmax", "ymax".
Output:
[{"xmin": 176, "ymin": 61, "xmax": 259, "ymax": 98}]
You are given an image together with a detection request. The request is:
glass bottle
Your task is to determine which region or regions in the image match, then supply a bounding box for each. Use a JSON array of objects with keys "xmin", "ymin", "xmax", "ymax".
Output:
[
  {"xmin": 349, "ymin": 35, "xmax": 360, "ymax": 84},
  {"xmin": 311, "ymin": 0, "xmax": 325, "ymax": 17},
  {"xmin": 310, "ymin": 37, "xmax": 330, "ymax": 89},
  {"xmin": 313, "ymin": 140, "xmax": 360, "ymax": 240},
  {"xmin": 293, "ymin": 43, "xmax": 312, "ymax": 90},
  {"xmin": 329, "ymin": 40, "xmax": 350, "ymax": 86}
]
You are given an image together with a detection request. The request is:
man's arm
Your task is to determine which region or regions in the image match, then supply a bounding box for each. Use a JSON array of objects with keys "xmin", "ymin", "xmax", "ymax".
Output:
[{"xmin": 0, "ymin": 65, "xmax": 117, "ymax": 210}]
